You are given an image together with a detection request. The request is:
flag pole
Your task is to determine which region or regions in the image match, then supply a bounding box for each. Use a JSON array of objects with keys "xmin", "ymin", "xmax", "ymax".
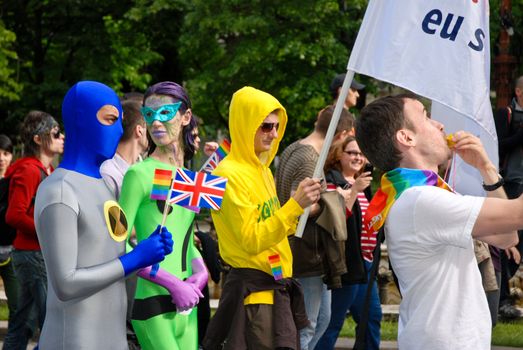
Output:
[
  {"xmin": 295, "ymin": 70, "xmax": 356, "ymax": 238},
  {"xmin": 160, "ymin": 178, "xmax": 174, "ymax": 228}
]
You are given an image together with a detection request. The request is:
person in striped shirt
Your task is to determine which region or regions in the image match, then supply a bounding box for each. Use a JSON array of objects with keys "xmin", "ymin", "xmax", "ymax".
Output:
[{"xmin": 316, "ymin": 135, "xmax": 382, "ymax": 350}]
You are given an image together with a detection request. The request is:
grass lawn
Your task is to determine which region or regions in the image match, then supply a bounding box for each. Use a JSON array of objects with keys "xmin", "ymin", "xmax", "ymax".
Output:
[
  {"xmin": 339, "ymin": 316, "xmax": 523, "ymax": 348},
  {"xmin": 0, "ymin": 303, "xmax": 7, "ymax": 321}
]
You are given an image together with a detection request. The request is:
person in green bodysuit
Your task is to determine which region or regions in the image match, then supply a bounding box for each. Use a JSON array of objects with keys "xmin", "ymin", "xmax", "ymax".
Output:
[{"xmin": 119, "ymin": 81, "xmax": 208, "ymax": 350}]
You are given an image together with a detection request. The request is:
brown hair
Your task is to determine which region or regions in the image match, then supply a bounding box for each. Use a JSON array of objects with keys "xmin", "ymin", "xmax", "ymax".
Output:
[
  {"xmin": 355, "ymin": 93, "xmax": 417, "ymax": 171},
  {"xmin": 121, "ymin": 100, "xmax": 145, "ymax": 142},
  {"xmin": 324, "ymin": 135, "xmax": 357, "ymax": 173},
  {"xmin": 315, "ymin": 105, "xmax": 354, "ymax": 137},
  {"xmin": 20, "ymin": 110, "xmax": 58, "ymax": 157}
]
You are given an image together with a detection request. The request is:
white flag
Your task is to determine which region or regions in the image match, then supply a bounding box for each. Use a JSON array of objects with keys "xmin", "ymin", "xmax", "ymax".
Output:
[{"xmin": 348, "ymin": 0, "xmax": 496, "ymax": 194}]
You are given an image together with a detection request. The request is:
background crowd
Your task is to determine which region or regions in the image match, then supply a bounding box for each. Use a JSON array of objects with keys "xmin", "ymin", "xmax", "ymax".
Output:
[{"xmin": 0, "ymin": 72, "xmax": 521, "ymax": 349}]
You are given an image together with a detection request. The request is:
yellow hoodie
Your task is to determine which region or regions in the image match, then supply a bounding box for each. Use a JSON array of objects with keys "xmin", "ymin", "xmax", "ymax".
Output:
[{"xmin": 211, "ymin": 87, "xmax": 304, "ymax": 304}]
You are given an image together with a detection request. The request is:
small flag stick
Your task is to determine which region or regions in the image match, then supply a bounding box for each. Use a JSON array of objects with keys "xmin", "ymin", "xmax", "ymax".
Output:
[{"xmin": 160, "ymin": 178, "xmax": 174, "ymax": 229}]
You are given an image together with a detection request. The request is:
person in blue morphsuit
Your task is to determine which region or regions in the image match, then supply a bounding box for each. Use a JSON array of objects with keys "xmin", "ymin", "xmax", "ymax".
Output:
[{"xmin": 34, "ymin": 81, "xmax": 173, "ymax": 349}]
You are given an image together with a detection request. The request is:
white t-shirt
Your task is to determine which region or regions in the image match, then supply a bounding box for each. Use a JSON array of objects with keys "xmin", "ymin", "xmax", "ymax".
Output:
[
  {"xmin": 386, "ymin": 186, "xmax": 490, "ymax": 350},
  {"xmin": 100, "ymin": 153, "xmax": 130, "ymax": 200}
]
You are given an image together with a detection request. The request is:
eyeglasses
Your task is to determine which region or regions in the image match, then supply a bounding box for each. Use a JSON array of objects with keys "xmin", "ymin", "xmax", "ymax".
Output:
[
  {"xmin": 260, "ymin": 122, "xmax": 279, "ymax": 133},
  {"xmin": 343, "ymin": 150, "xmax": 363, "ymax": 157},
  {"xmin": 141, "ymin": 102, "xmax": 182, "ymax": 125},
  {"xmin": 51, "ymin": 130, "xmax": 62, "ymax": 139}
]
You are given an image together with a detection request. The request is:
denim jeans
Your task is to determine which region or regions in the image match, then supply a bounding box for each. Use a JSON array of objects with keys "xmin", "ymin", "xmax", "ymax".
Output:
[
  {"xmin": 0, "ymin": 257, "xmax": 19, "ymax": 326},
  {"xmin": 315, "ymin": 260, "xmax": 382, "ymax": 350},
  {"xmin": 3, "ymin": 250, "xmax": 47, "ymax": 350},
  {"xmin": 297, "ymin": 276, "xmax": 331, "ymax": 350}
]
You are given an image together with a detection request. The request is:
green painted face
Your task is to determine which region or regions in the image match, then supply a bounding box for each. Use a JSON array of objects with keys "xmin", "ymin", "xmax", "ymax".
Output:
[{"xmin": 145, "ymin": 94, "xmax": 185, "ymax": 163}]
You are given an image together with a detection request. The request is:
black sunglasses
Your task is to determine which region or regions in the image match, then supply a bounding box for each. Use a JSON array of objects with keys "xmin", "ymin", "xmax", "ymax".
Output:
[
  {"xmin": 51, "ymin": 130, "xmax": 62, "ymax": 139},
  {"xmin": 260, "ymin": 122, "xmax": 279, "ymax": 133}
]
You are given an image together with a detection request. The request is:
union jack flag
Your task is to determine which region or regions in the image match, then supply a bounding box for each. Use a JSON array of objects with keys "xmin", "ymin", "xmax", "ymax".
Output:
[
  {"xmin": 201, "ymin": 152, "xmax": 220, "ymax": 173},
  {"xmin": 169, "ymin": 168, "xmax": 227, "ymax": 210},
  {"xmin": 199, "ymin": 139, "xmax": 230, "ymax": 173}
]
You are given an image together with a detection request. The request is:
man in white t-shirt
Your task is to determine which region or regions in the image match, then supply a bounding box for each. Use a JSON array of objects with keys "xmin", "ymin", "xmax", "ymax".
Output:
[
  {"xmin": 355, "ymin": 93, "xmax": 519, "ymax": 349},
  {"xmin": 101, "ymin": 99, "xmax": 148, "ymax": 199}
]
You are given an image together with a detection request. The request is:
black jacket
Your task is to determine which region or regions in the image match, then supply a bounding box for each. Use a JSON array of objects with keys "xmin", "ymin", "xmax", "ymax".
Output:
[
  {"xmin": 494, "ymin": 99, "xmax": 523, "ymax": 170},
  {"xmin": 326, "ymin": 169, "xmax": 368, "ymax": 285},
  {"xmin": 203, "ymin": 268, "xmax": 309, "ymax": 350}
]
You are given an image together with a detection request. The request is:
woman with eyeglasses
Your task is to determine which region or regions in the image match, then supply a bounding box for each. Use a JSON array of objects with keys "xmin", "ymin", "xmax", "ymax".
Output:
[
  {"xmin": 119, "ymin": 81, "xmax": 208, "ymax": 350},
  {"xmin": 315, "ymin": 135, "xmax": 382, "ymax": 350},
  {"xmin": 3, "ymin": 111, "xmax": 64, "ymax": 349}
]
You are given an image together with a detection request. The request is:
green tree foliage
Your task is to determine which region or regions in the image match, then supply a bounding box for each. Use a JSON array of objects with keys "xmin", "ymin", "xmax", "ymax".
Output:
[
  {"xmin": 490, "ymin": 0, "xmax": 523, "ymax": 79},
  {"xmin": 112, "ymin": 0, "xmax": 189, "ymax": 86},
  {"xmin": 178, "ymin": 0, "xmax": 367, "ymax": 145},
  {"xmin": 0, "ymin": 0, "xmax": 521, "ymax": 144},
  {"xmin": 0, "ymin": 21, "xmax": 22, "ymax": 103},
  {"xmin": 103, "ymin": 14, "xmax": 162, "ymax": 92},
  {"xmin": 0, "ymin": 0, "xmax": 166, "ymax": 133}
]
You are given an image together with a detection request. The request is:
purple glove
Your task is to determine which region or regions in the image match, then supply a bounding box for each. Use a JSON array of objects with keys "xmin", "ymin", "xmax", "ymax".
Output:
[
  {"xmin": 119, "ymin": 225, "xmax": 173, "ymax": 276},
  {"xmin": 137, "ymin": 266, "xmax": 203, "ymax": 311},
  {"xmin": 185, "ymin": 257, "xmax": 209, "ymax": 291}
]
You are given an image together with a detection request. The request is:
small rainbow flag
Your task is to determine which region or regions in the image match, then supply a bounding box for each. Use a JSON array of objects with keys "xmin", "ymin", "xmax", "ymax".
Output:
[
  {"xmin": 268, "ymin": 254, "xmax": 283, "ymax": 281},
  {"xmin": 150, "ymin": 169, "xmax": 173, "ymax": 200},
  {"xmin": 200, "ymin": 139, "xmax": 231, "ymax": 173},
  {"xmin": 215, "ymin": 139, "xmax": 231, "ymax": 160}
]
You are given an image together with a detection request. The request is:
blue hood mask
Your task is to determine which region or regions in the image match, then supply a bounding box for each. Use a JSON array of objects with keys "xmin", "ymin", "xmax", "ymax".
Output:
[{"xmin": 59, "ymin": 81, "xmax": 123, "ymax": 178}]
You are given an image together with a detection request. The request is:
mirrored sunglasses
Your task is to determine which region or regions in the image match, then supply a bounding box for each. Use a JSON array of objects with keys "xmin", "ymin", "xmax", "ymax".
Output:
[
  {"xmin": 141, "ymin": 102, "xmax": 182, "ymax": 125},
  {"xmin": 260, "ymin": 122, "xmax": 279, "ymax": 133}
]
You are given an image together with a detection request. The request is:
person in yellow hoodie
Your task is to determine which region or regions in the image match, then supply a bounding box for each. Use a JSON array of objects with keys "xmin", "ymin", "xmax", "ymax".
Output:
[{"xmin": 203, "ymin": 86, "xmax": 322, "ymax": 350}]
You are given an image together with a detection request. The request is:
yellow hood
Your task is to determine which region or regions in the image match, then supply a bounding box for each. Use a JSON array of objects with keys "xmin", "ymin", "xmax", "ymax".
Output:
[{"xmin": 228, "ymin": 86, "xmax": 287, "ymax": 167}]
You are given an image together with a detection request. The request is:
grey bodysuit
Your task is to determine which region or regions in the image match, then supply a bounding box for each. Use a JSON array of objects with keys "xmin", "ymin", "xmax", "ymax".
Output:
[{"xmin": 34, "ymin": 168, "xmax": 128, "ymax": 349}]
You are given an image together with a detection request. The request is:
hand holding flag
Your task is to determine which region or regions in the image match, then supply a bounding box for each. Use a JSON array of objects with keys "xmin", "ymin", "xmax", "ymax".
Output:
[
  {"xmin": 200, "ymin": 139, "xmax": 231, "ymax": 173},
  {"xmin": 149, "ymin": 168, "xmax": 174, "ymax": 277},
  {"xmin": 151, "ymin": 168, "xmax": 174, "ymax": 227}
]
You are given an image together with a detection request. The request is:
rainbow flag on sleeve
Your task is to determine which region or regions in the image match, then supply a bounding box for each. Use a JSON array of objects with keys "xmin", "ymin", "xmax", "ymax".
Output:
[
  {"xmin": 150, "ymin": 169, "xmax": 173, "ymax": 200},
  {"xmin": 268, "ymin": 254, "xmax": 283, "ymax": 281}
]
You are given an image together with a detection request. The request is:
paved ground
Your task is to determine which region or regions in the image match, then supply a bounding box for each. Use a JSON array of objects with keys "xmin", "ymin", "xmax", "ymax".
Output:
[
  {"xmin": 333, "ymin": 337, "xmax": 523, "ymax": 349},
  {"xmin": 0, "ymin": 336, "xmax": 518, "ymax": 350},
  {"xmin": 0, "ymin": 319, "xmax": 520, "ymax": 349},
  {"xmin": 1, "ymin": 294, "xmax": 521, "ymax": 349}
]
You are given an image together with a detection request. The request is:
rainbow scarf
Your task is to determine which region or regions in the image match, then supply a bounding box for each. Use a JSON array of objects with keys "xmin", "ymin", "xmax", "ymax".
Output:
[{"xmin": 363, "ymin": 168, "xmax": 453, "ymax": 237}]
